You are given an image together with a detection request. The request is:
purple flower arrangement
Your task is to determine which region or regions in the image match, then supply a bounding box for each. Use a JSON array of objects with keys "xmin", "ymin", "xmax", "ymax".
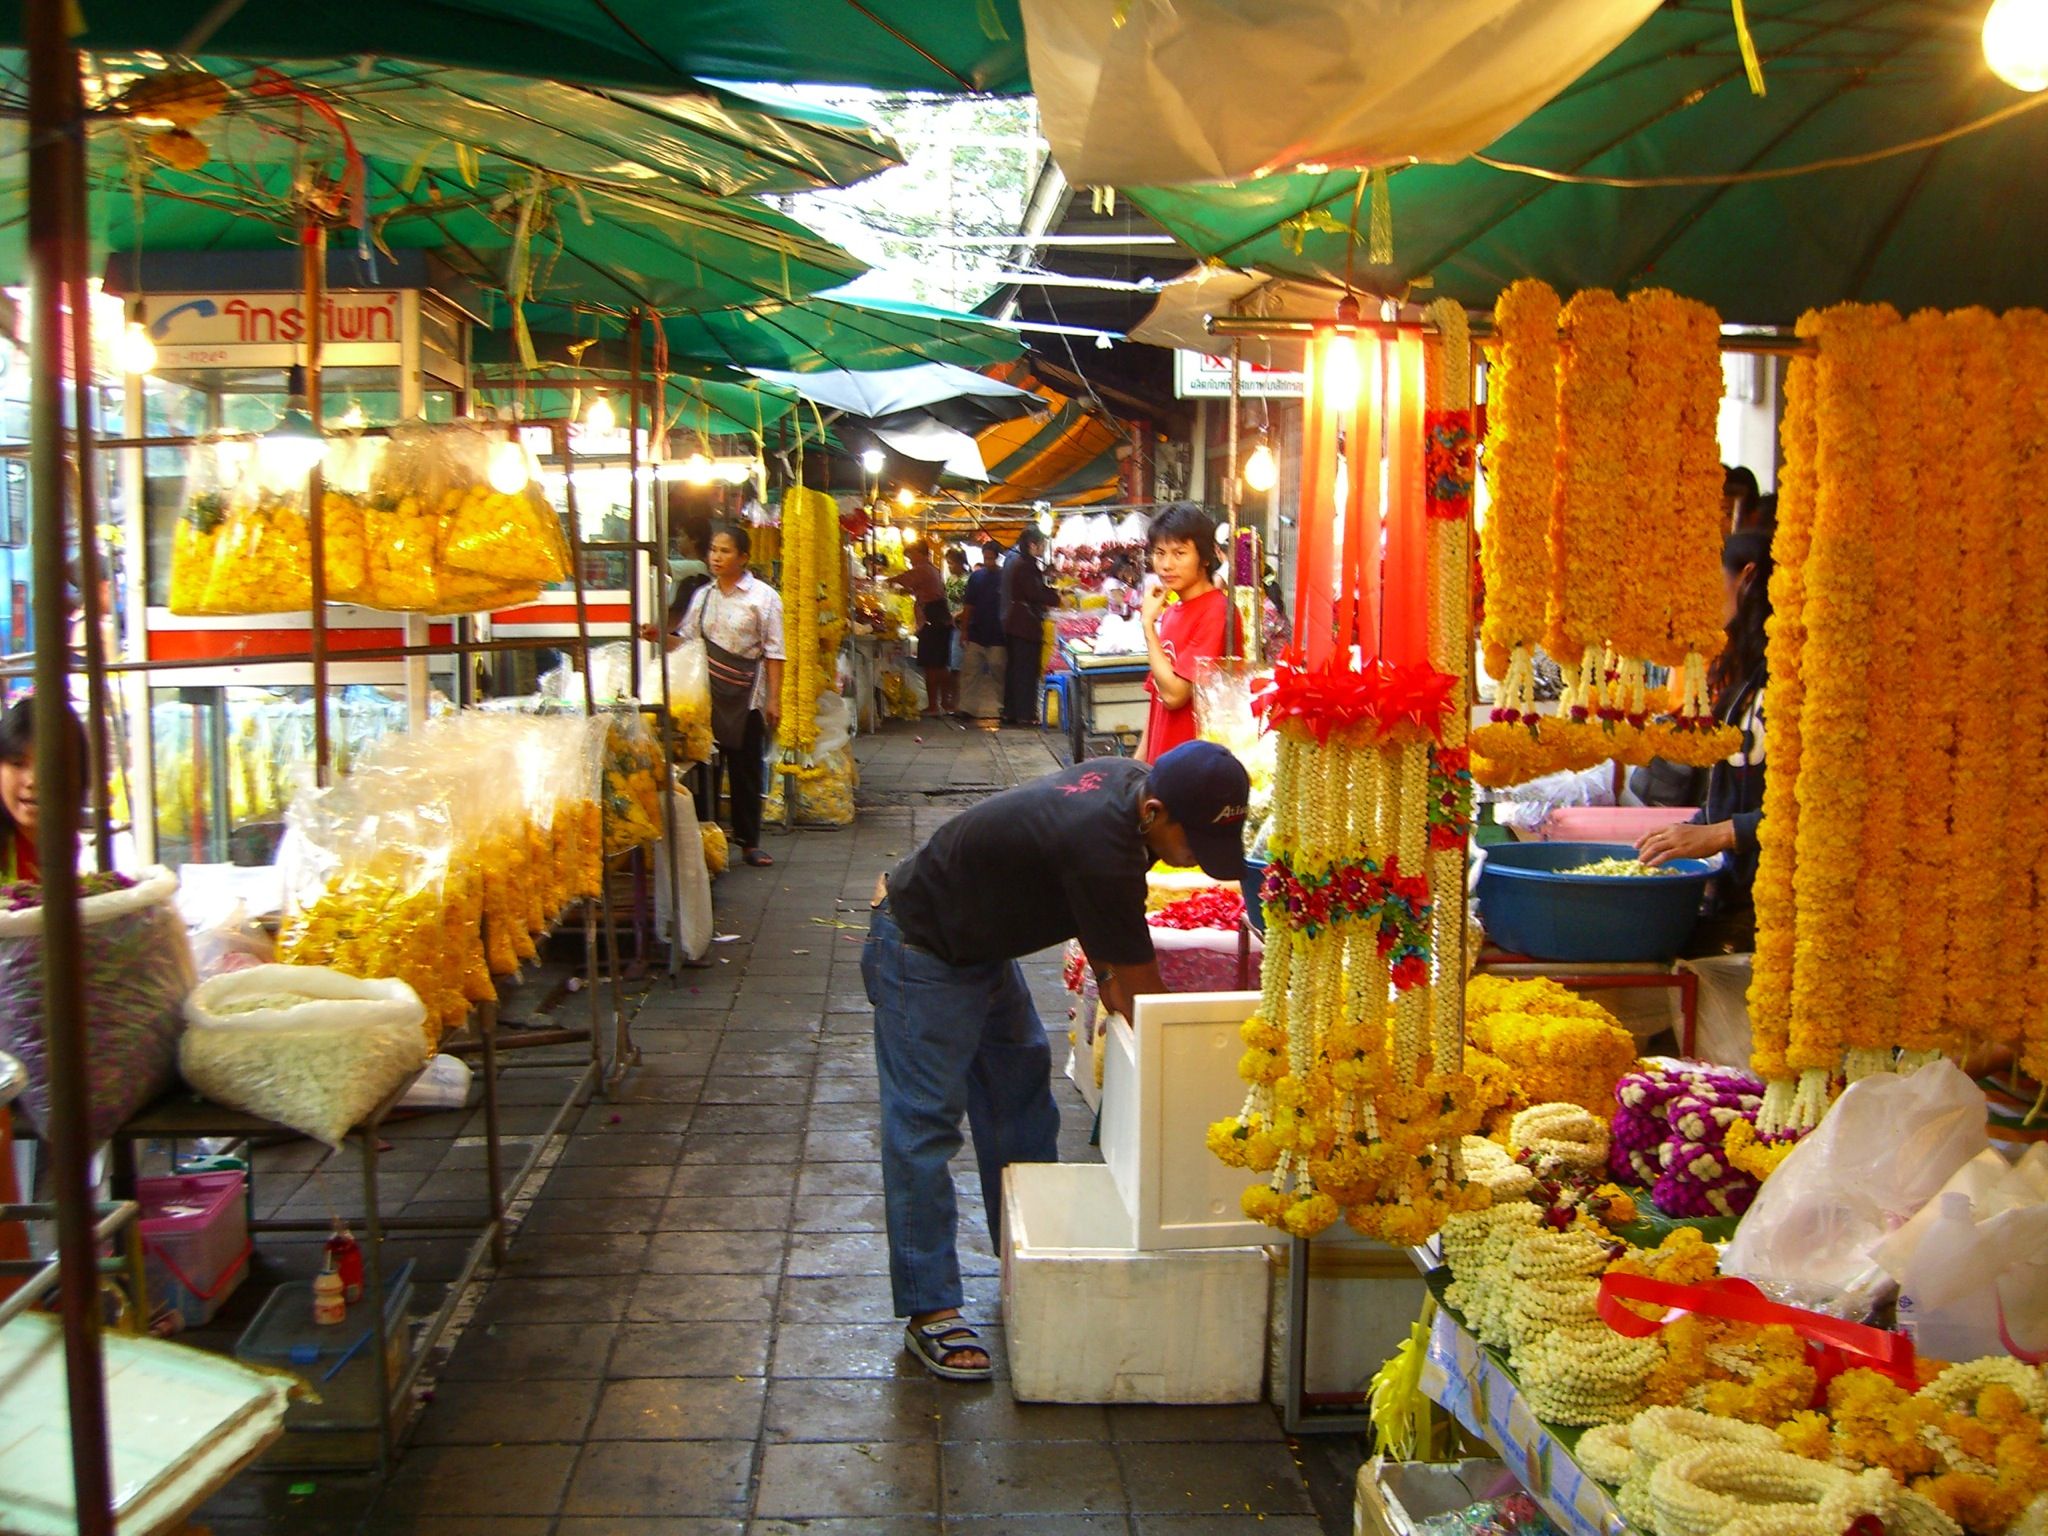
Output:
[{"xmin": 1610, "ymin": 1060, "xmax": 1766, "ymax": 1220}]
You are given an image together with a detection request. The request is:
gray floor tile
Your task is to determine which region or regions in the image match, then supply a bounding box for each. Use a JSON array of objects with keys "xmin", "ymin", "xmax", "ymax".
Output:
[
  {"xmin": 939, "ymin": 1394, "xmax": 1111, "ymax": 1444},
  {"xmin": 944, "ymin": 1521, "xmax": 1133, "ymax": 1536},
  {"xmin": 786, "ymin": 1231, "xmax": 893, "ymax": 1276},
  {"xmin": 792, "ymin": 1195, "xmax": 887, "ymax": 1232},
  {"xmin": 628, "ymin": 1273, "xmax": 780, "ymax": 1323},
  {"xmin": 561, "ymin": 1440, "xmax": 756, "ymax": 1517},
  {"xmin": 1131, "ymin": 1521, "xmax": 1321, "ymax": 1536},
  {"xmin": 762, "ymin": 1377, "xmax": 940, "ymax": 1443},
  {"xmin": 942, "ymin": 1442, "xmax": 1129, "ymax": 1517},
  {"xmin": 660, "ymin": 1195, "xmax": 797, "ymax": 1230},
  {"xmin": 679, "ymin": 1133, "xmax": 807, "ymax": 1163},
  {"xmin": 501, "ymin": 1231, "xmax": 652, "ymax": 1278},
  {"xmin": 557, "ymin": 1524, "xmax": 744, "ymax": 1536},
  {"xmin": 798, "ymin": 1164, "xmax": 886, "ymax": 1196},
  {"xmin": 1115, "ymin": 1443, "xmax": 1316, "ymax": 1516},
  {"xmin": 670, "ymin": 1164, "xmax": 801, "ymax": 1198},
  {"xmin": 376, "ymin": 1443, "xmax": 580, "ymax": 1518},
  {"xmin": 771, "ymin": 1322, "xmax": 921, "ymax": 1379},
  {"xmin": 518, "ymin": 1197, "xmax": 665, "ymax": 1236},
  {"xmin": 561, "ymin": 1134, "xmax": 686, "ymax": 1167},
  {"xmin": 471, "ymin": 1275, "xmax": 637, "ymax": 1325},
  {"xmin": 1104, "ymin": 1406, "xmax": 1288, "ymax": 1443},
  {"xmin": 643, "ymin": 1229, "xmax": 787, "ymax": 1275},
  {"xmin": 412, "ymin": 1376, "xmax": 600, "ymax": 1445},
  {"xmin": 534, "ymin": 1164, "xmax": 676, "ymax": 1202},
  {"xmin": 755, "ymin": 1442, "xmax": 940, "ymax": 1519},
  {"xmin": 753, "ymin": 1522, "xmax": 940, "ymax": 1536},
  {"xmin": 588, "ymin": 1376, "xmax": 767, "ymax": 1441},
  {"xmin": 608, "ymin": 1320, "xmax": 772, "ymax": 1377},
  {"xmin": 438, "ymin": 1321, "xmax": 618, "ymax": 1382}
]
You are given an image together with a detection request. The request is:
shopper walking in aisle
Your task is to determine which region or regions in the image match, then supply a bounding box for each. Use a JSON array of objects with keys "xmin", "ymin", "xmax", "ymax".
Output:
[
  {"xmin": 1138, "ymin": 504, "xmax": 1229, "ymax": 763},
  {"xmin": 679, "ymin": 524, "xmax": 784, "ymax": 868},
  {"xmin": 957, "ymin": 541, "xmax": 1007, "ymax": 720},
  {"xmin": 999, "ymin": 527, "xmax": 1057, "ymax": 725},
  {"xmin": 890, "ymin": 539, "xmax": 954, "ymax": 719},
  {"xmin": 864, "ymin": 740, "xmax": 1251, "ymax": 1379}
]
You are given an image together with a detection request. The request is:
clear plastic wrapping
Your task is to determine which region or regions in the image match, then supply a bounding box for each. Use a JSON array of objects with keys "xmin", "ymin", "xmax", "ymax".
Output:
[
  {"xmin": 0, "ymin": 868, "xmax": 195, "ymax": 1145},
  {"xmin": 178, "ymin": 964, "xmax": 430, "ymax": 1147}
]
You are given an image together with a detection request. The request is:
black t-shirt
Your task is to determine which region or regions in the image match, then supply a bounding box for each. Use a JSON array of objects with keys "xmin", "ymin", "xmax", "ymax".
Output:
[{"xmin": 886, "ymin": 758, "xmax": 1156, "ymax": 969}]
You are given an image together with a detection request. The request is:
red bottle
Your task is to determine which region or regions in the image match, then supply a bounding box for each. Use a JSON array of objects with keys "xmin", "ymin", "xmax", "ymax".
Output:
[{"xmin": 326, "ymin": 1220, "xmax": 364, "ymax": 1304}]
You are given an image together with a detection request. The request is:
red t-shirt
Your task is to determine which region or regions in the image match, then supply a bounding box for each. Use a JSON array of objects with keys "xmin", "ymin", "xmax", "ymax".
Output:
[{"xmin": 1141, "ymin": 586, "xmax": 1228, "ymax": 763}]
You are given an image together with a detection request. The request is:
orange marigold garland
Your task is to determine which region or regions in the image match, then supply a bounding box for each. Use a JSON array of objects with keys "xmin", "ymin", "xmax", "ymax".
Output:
[
  {"xmin": 1544, "ymin": 289, "xmax": 1632, "ymax": 763},
  {"xmin": 1784, "ymin": 304, "xmax": 1893, "ymax": 1121},
  {"xmin": 1946, "ymin": 308, "xmax": 2015, "ymax": 1057},
  {"xmin": 1474, "ymin": 278, "xmax": 1560, "ymax": 779},
  {"xmin": 2007, "ymin": 310, "xmax": 2048, "ymax": 1090}
]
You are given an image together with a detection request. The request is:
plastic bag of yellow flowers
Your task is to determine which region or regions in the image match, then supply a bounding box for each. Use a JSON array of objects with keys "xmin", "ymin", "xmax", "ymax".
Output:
[
  {"xmin": 700, "ymin": 822, "xmax": 729, "ymax": 877},
  {"xmin": 169, "ymin": 437, "xmax": 318, "ymax": 615},
  {"xmin": 603, "ymin": 710, "xmax": 665, "ymax": 854}
]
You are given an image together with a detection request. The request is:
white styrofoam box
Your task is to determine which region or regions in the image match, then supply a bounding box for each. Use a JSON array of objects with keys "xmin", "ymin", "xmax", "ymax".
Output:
[
  {"xmin": 1104, "ymin": 990, "xmax": 1266, "ymax": 1250},
  {"xmin": 1002, "ymin": 1162, "xmax": 1270, "ymax": 1403}
]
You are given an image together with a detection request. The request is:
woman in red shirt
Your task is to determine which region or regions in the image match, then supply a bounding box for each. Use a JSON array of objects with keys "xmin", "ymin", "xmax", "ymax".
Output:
[
  {"xmin": 1138, "ymin": 505, "xmax": 1229, "ymax": 763},
  {"xmin": 0, "ymin": 697, "xmax": 83, "ymax": 882}
]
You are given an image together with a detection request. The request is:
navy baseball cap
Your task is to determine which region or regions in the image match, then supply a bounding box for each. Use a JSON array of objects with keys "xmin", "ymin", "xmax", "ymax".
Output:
[{"xmin": 1149, "ymin": 741, "xmax": 1251, "ymax": 881}]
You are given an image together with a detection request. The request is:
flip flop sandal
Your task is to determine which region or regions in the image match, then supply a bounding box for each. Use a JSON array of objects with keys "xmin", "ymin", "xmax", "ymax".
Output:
[
  {"xmin": 904, "ymin": 1318, "xmax": 994, "ymax": 1382},
  {"xmin": 743, "ymin": 848, "xmax": 774, "ymax": 867}
]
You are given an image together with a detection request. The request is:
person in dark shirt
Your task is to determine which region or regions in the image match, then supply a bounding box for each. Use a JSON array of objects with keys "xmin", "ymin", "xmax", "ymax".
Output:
[
  {"xmin": 999, "ymin": 528, "xmax": 1057, "ymax": 725},
  {"xmin": 958, "ymin": 542, "xmax": 1007, "ymax": 720},
  {"xmin": 865, "ymin": 741, "xmax": 1251, "ymax": 1379},
  {"xmin": 1636, "ymin": 529, "xmax": 1772, "ymax": 947}
]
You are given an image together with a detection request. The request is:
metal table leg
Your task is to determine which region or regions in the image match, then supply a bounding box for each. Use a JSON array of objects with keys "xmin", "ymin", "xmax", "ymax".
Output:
[{"xmin": 479, "ymin": 1001, "xmax": 506, "ymax": 1268}]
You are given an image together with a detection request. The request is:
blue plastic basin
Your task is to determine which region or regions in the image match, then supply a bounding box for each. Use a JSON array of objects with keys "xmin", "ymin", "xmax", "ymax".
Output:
[
  {"xmin": 1242, "ymin": 857, "xmax": 1268, "ymax": 935},
  {"xmin": 1475, "ymin": 841, "xmax": 1711, "ymax": 962}
]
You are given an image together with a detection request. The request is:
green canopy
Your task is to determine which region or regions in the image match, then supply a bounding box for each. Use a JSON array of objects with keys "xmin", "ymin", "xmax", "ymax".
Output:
[
  {"xmin": 469, "ymin": 338, "xmax": 804, "ymax": 439},
  {"xmin": 11, "ymin": 1, "xmax": 1029, "ymax": 93},
  {"xmin": 518, "ymin": 295, "xmax": 1026, "ymax": 374},
  {"xmin": 1128, "ymin": 2, "xmax": 2048, "ymax": 325}
]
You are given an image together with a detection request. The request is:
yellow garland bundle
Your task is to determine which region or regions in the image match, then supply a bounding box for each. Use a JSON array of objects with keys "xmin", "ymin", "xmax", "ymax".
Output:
[
  {"xmin": 1616, "ymin": 291, "xmax": 1688, "ymax": 668},
  {"xmin": 1545, "ymin": 290, "xmax": 1631, "ymax": 739},
  {"xmin": 1476, "ymin": 279, "xmax": 1559, "ymax": 722},
  {"xmin": 1784, "ymin": 304, "xmax": 1893, "ymax": 1116},
  {"xmin": 2007, "ymin": 311, "xmax": 2048, "ymax": 1085},
  {"xmin": 1946, "ymin": 308, "xmax": 2016, "ymax": 1053},
  {"xmin": 1424, "ymin": 297, "xmax": 1472, "ymax": 1077},
  {"xmin": 1896, "ymin": 311, "xmax": 1967, "ymax": 1059}
]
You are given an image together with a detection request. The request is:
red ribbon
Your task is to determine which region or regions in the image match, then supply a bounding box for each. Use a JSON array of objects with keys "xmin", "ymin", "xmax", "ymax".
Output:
[
  {"xmin": 1597, "ymin": 1271, "xmax": 1919, "ymax": 1396},
  {"xmin": 248, "ymin": 68, "xmax": 369, "ymax": 236}
]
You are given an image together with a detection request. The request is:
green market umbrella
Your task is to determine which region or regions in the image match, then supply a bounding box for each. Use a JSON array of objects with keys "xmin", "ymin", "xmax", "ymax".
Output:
[
  {"xmin": 517, "ymin": 294, "xmax": 1026, "ymax": 375},
  {"xmin": 470, "ymin": 336, "xmax": 805, "ymax": 440},
  {"xmin": 1127, "ymin": 0, "xmax": 2048, "ymax": 325},
  {"xmin": 5, "ymin": 0, "xmax": 1029, "ymax": 93}
]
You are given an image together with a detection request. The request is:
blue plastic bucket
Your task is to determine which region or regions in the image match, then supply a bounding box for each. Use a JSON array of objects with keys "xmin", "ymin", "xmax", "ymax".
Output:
[
  {"xmin": 1475, "ymin": 841, "xmax": 1711, "ymax": 962},
  {"xmin": 1242, "ymin": 857, "xmax": 1268, "ymax": 935}
]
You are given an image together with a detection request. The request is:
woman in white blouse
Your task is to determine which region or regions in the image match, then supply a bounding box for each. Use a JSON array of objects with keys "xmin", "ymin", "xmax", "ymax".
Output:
[{"xmin": 679, "ymin": 523, "xmax": 785, "ymax": 867}]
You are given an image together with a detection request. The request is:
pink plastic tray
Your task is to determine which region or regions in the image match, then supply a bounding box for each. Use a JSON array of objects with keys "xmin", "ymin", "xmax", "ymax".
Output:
[{"xmin": 1535, "ymin": 806, "xmax": 1698, "ymax": 844}]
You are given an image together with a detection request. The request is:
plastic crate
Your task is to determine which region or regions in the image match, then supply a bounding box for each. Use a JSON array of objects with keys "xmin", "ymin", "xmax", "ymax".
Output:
[
  {"xmin": 137, "ymin": 1171, "xmax": 249, "ymax": 1330},
  {"xmin": 235, "ymin": 1260, "xmax": 416, "ymax": 1468},
  {"xmin": 1476, "ymin": 840, "xmax": 1712, "ymax": 961}
]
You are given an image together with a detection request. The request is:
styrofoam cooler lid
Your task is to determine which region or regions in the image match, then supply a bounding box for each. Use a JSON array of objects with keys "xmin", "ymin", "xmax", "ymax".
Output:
[{"xmin": 0, "ymin": 1049, "xmax": 22, "ymax": 1108}]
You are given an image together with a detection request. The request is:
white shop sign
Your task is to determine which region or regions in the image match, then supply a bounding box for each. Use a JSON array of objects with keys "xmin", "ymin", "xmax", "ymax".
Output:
[
  {"xmin": 1173, "ymin": 349, "xmax": 1306, "ymax": 400},
  {"xmin": 140, "ymin": 290, "xmax": 405, "ymax": 369}
]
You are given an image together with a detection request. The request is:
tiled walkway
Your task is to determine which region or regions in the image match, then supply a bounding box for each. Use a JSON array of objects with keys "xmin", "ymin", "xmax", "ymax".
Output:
[{"xmin": 194, "ymin": 721, "xmax": 1337, "ymax": 1536}]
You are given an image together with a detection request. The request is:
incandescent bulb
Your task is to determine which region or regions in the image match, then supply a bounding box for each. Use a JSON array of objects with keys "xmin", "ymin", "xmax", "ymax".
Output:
[
  {"xmin": 860, "ymin": 448, "xmax": 886, "ymax": 475},
  {"xmin": 1985, "ymin": 0, "xmax": 2048, "ymax": 90},
  {"xmin": 896, "ymin": 486, "xmax": 917, "ymax": 507},
  {"xmin": 488, "ymin": 439, "xmax": 532, "ymax": 496},
  {"xmin": 584, "ymin": 393, "xmax": 616, "ymax": 434},
  {"xmin": 1323, "ymin": 335, "xmax": 1363, "ymax": 415},
  {"xmin": 117, "ymin": 320, "xmax": 157, "ymax": 376},
  {"xmin": 1242, "ymin": 441, "xmax": 1278, "ymax": 493},
  {"xmin": 681, "ymin": 453, "xmax": 717, "ymax": 486}
]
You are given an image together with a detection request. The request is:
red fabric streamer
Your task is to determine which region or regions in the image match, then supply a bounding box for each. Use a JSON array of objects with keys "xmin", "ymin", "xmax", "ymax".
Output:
[
  {"xmin": 1596, "ymin": 1270, "xmax": 1919, "ymax": 1397},
  {"xmin": 1254, "ymin": 655, "xmax": 1457, "ymax": 744},
  {"xmin": 1380, "ymin": 332, "xmax": 1429, "ymax": 667},
  {"xmin": 1295, "ymin": 333, "xmax": 1338, "ymax": 668}
]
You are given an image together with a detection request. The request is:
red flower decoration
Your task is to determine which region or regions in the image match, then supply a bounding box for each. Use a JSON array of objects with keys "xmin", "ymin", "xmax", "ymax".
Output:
[{"xmin": 1391, "ymin": 954, "xmax": 1429, "ymax": 990}]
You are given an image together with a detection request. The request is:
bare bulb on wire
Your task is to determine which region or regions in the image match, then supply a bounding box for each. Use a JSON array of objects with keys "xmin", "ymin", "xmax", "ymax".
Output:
[
  {"xmin": 338, "ymin": 401, "xmax": 366, "ymax": 430},
  {"xmin": 488, "ymin": 439, "xmax": 532, "ymax": 496},
  {"xmin": 1985, "ymin": 0, "xmax": 2048, "ymax": 90},
  {"xmin": 584, "ymin": 393, "xmax": 617, "ymax": 434},
  {"xmin": 681, "ymin": 453, "xmax": 716, "ymax": 486},
  {"xmin": 1242, "ymin": 441, "xmax": 1278, "ymax": 493},
  {"xmin": 117, "ymin": 320, "xmax": 157, "ymax": 376}
]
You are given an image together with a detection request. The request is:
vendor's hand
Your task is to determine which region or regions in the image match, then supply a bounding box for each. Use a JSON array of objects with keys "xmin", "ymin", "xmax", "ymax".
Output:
[
  {"xmin": 1636, "ymin": 821, "xmax": 1733, "ymax": 866},
  {"xmin": 638, "ymin": 622, "xmax": 665, "ymax": 645},
  {"xmin": 1140, "ymin": 584, "xmax": 1169, "ymax": 632},
  {"xmin": 762, "ymin": 700, "xmax": 782, "ymax": 733}
]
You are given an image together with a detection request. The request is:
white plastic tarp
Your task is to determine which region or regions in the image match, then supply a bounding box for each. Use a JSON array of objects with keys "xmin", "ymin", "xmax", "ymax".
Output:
[
  {"xmin": 1022, "ymin": 0, "xmax": 1662, "ymax": 186},
  {"xmin": 747, "ymin": 362, "xmax": 1038, "ymax": 420},
  {"xmin": 874, "ymin": 418, "xmax": 990, "ymax": 480}
]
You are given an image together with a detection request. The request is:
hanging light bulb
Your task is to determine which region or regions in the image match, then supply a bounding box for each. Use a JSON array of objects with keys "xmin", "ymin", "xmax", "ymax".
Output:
[
  {"xmin": 117, "ymin": 319, "xmax": 157, "ymax": 376},
  {"xmin": 1242, "ymin": 440, "xmax": 1278, "ymax": 493},
  {"xmin": 1323, "ymin": 333, "xmax": 1363, "ymax": 415},
  {"xmin": 860, "ymin": 447, "xmax": 886, "ymax": 475},
  {"xmin": 1984, "ymin": 0, "xmax": 2048, "ymax": 90},
  {"xmin": 337, "ymin": 400, "xmax": 366, "ymax": 430},
  {"xmin": 487, "ymin": 438, "xmax": 532, "ymax": 496},
  {"xmin": 895, "ymin": 486, "xmax": 917, "ymax": 508},
  {"xmin": 680, "ymin": 452, "xmax": 717, "ymax": 486},
  {"xmin": 584, "ymin": 392, "xmax": 617, "ymax": 434}
]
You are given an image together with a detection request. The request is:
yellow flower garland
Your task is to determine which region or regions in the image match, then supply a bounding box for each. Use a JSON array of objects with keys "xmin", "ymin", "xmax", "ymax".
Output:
[
  {"xmin": 1425, "ymin": 297, "xmax": 1472, "ymax": 1081},
  {"xmin": 778, "ymin": 486, "xmax": 817, "ymax": 754},
  {"xmin": 1545, "ymin": 289, "xmax": 1631, "ymax": 736}
]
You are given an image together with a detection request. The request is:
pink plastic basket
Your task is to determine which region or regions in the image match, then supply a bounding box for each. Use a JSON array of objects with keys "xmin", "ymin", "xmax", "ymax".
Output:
[
  {"xmin": 138, "ymin": 1171, "xmax": 249, "ymax": 1329},
  {"xmin": 1535, "ymin": 806, "xmax": 1697, "ymax": 845}
]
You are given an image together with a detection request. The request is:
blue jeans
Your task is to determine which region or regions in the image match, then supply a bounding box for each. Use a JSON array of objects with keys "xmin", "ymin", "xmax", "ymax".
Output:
[{"xmin": 862, "ymin": 903, "xmax": 1061, "ymax": 1317}]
